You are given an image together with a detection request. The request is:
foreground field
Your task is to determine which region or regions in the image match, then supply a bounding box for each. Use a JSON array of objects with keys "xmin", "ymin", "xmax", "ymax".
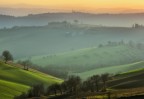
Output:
[
  {"xmin": 0, "ymin": 79, "xmax": 29, "ymax": 99},
  {"xmin": 0, "ymin": 61, "xmax": 63, "ymax": 99},
  {"xmin": 109, "ymin": 67, "xmax": 144, "ymax": 89},
  {"xmin": 50, "ymin": 68, "xmax": 144, "ymax": 99},
  {"xmin": 76, "ymin": 87, "xmax": 144, "ymax": 99}
]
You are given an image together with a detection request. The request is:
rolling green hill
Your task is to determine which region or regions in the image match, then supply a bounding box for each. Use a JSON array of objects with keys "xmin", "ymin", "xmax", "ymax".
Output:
[
  {"xmin": 0, "ymin": 79, "xmax": 29, "ymax": 99},
  {"xmin": 1, "ymin": 26, "xmax": 144, "ymax": 59},
  {"xmin": 74, "ymin": 61, "xmax": 144, "ymax": 79},
  {"xmin": 109, "ymin": 68, "xmax": 144, "ymax": 89},
  {"xmin": 0, "ymin": 61, "xmax": 63, "ymax": 99},
  {"xmin": 31, "ymin": 45, "xmax": 144, "ymax": 72}
]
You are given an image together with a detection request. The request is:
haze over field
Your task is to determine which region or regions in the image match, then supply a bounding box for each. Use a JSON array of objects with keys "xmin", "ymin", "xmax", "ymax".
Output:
[
  {"xmin": 1, "ymin": 1, "xmax": 144, "ymax": 99},
  {"xmin": 0, "ymin": 25, "xmax": 144, "ymax": 58}
]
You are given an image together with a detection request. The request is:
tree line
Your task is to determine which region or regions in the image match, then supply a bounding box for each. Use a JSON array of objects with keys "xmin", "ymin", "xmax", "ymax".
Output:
[
  {"xmin": 52, "ymin": 74, "xmax": 110, "ymax": 95},
  {"xmin": 98, "ymin": 40, "xmax": 144, "ymax": 50},
  {"xmin": 15, "ymin": 73, "xmax": 110, "ymax": 99}
]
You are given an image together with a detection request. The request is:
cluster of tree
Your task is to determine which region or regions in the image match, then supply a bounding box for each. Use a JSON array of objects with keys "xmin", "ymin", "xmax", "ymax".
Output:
[
  {"xmin": 48, "ymin": 21, "xmax": 72, "ymax": 28},
  {"xmin": 15, "ymin": 74, "xmax": 110, "ymax": 99},
  {"xmin": 17, "ymin": 60, "xmax": 33, "ymax": 71},
  {"xmin": 132, "ymin": 23, "xmax": 144, "ymax": 28},
  {"xmin": 127, "ymin": 41, "xmax": 144, "ymax": 50},
  {"xmin": 98, "ymin": 40, "xmax": 125, "ymax": 48},
  {"xmin": 98, "ymin": 40, "xmax": 144, "ymax": 50},
  {"xmin": 48, "ymin": 73, "xmax": 110, "ymax": 96},
  {"xmin": 47, "ymin": 20, "xmax": 81, "ymax": 29},
  {"xmin": 0, "ymin": 50, "xmax": 13, "ymax": 63}
]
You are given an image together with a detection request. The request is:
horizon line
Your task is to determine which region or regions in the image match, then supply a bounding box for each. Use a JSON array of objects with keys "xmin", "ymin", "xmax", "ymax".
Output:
[{"xmin": 2, "ymin": 11, "xmax": 144, "ymax": 17}]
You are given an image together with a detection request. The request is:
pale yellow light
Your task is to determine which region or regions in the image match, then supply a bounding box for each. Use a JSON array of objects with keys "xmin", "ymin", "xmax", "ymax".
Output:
[{"xmin": 0, "ymin": 0, "xmax": 144, "ymax": 10}]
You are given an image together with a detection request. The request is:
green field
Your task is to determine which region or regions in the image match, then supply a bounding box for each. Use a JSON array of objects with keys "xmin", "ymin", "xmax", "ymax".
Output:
[
  {"xmin": 109, "ymin": 67, "xmax": 144, "ymax": 89},
  {"xmin": 31, "ymin": 45, "xmax": 144, "ymax": 67},
  {"xmin": 0, "ymin": 79, "xmax": 29, "ymax": 99},
  {"xmin": 73, "ymin": 61, "xmax": 144, "ymax": 79},
  {"xmin": 31, "ymin": 45, "xmax": 144, "ymax": 74},
  {"xmin": 0, "ymin": 61, "xmax": 63, "ymax": 99}
]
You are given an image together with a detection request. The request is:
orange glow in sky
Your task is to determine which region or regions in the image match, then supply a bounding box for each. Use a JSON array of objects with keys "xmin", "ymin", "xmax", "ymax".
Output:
[{"xmin": 1, "ymin": 0, "xmax": 144, "ymax": 13}]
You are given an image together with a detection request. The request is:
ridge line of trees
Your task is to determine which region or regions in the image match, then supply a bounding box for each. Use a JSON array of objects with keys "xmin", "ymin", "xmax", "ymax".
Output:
[{"xmin": 15, "ymin": 74, "xmax": 110, "ymax": 99}]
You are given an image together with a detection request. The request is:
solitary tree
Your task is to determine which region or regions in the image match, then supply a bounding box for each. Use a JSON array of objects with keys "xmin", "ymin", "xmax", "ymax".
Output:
[
  {"xmin": 2, "ymin": 50, "xmax": 13, "ymax": 63},
  {"xmin": 21, "ymin": 60, "xmax": 31, "ymax": 70}
]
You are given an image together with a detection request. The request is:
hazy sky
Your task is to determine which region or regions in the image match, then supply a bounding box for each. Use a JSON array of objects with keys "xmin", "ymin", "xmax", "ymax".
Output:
[
  {"xmin": 1, "ymin": 0, "xmax": 144, "ymax": 14},
  {"xmin": 1, "ymin": 0, "xmax": 144, "ymax": 8}
]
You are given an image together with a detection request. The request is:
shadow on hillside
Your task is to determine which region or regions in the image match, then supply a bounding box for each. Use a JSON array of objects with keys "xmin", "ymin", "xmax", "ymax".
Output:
[{"xmin": 118, "ymin": 95, "xmax": 144, "ymax": 99}]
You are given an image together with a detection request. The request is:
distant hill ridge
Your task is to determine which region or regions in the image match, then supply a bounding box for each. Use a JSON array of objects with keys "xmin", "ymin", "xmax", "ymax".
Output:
[{"xmin": 1, "ymin": 12, "xmax": 144, "ymax": 28}]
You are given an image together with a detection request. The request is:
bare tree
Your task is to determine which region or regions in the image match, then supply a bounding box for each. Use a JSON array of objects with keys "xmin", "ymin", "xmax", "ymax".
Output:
[{"xmin": 20, "ymin": 60, "xmax": 31, "ymax": 70}]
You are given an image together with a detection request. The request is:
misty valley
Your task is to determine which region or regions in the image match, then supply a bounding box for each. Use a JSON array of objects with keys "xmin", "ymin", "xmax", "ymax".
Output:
[{"xmin": 1, "ymin": 13, "xmax": 144, "ymax": 99}]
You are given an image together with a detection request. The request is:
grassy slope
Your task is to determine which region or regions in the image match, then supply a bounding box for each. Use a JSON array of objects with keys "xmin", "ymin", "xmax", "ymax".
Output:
[
  {"xmin": 0, "ymin": 79, "xmax": 29, "ymax": 99},
  {"xmin": 31, "ymin": 45, "xmax": 144, "ymax": 67},
  {"xmin": 74, "ymin": 61, "xmax": 144, "ymax": 79},
  {"xmin": 109, "ymin": 68, "xmax": 144, "ymax": 89},
  {"xmin": 0, "ymin": 62, "xmax": 63, "ymax": 99}
]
